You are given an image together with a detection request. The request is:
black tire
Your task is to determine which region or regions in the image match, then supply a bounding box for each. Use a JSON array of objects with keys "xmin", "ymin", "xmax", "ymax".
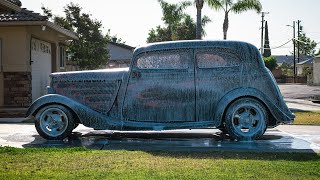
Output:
[
  {"xmin": 225, "ymin": 98, "xmax": 268, "ymax": 141},
  {"xmin": 217, "ymin": 124, "xmax": 228, "ymax": 134},
  {"xmin": 34, "ymin": 104, "xmax": 75, "ymax": 140},
  {"xmin": 73, "ymin": 123, "xmax": 79, "ymax": 130}
]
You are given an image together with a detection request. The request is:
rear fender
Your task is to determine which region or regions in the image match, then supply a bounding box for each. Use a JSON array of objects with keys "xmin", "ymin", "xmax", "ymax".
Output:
[{"xmin": 214, "ymin": 88, "xmax": 293, "ymax": 127}]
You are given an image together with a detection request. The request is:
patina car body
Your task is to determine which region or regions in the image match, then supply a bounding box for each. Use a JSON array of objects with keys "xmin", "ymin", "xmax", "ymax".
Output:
[{"xmin": 26, "ymin": 40, "xmax": 295, "ymax": 141}]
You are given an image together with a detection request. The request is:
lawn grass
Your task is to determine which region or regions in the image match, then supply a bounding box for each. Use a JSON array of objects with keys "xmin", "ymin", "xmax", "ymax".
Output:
[
  {"xmin": 0, "ymin": 147, "xmax": 319, "ymax": 179},
  {"xmin": 293, "ymin": 111, "xmax": 320, "ymax": 125}
]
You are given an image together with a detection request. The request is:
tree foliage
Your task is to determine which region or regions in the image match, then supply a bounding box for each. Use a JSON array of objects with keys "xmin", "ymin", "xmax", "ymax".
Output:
[
  {"xmin": 279, "ymin": 62, "xmax": 293, "ymax": 76},
  {"xmin": 147, "ymin": 0, "xmax": 211, "ymax": 43},
  {"xmin": 263, "ymin": 56, "xmax": 277, "ymax": 71},
  {"xmin": 206, "ymin": 0, "xmax": 262, "ymax": 40},
  {"xmin": 42, "ymin": 4, "xmax": 111, "ymax": 70},
  {"xmin": 296, "ymin": 32, "xmax": 317, "ymax": 56}
]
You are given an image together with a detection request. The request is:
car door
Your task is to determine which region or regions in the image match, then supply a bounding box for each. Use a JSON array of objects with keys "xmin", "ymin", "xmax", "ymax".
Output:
[
  {"xmin": 123, "ymin": 49, "xmax": 195, "ymax": 122},
  {"xmin": 195, "ymin": 48, "xmax": 241, "ymax": 122}
]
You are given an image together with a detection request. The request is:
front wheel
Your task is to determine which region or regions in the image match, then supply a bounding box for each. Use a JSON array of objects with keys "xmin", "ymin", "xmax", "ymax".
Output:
[
  {"xmin": 35, "ymin": 104, "xmax": 75, "ymax": 140},
  {"xmin": 225, "ymin": 98, "xmax": 268, "ymax": 141}
]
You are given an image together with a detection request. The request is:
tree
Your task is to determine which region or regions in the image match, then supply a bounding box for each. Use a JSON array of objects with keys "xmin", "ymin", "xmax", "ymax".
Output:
[
  {"xmin": 296, "ymin": 32, "xmax": 317, "ymax": 56},
  {"xmin": 195, "ymin": 0, "xmax": 204, "ymax": 39},
  {"xmin": 206, "ymin": 0, "xmax": 262, "ymax": 40},
  {"xmin": 147, "ymin": 0, "xmax": 211, "ymax": 43},
  {"xmin": 263, "ymin": 56, "xmax": 277, "ymax": 71},
  {"xmin": 279, "ymin": 62, "xmax": 293, "ymax": 76},
  {"xmin": 158, "ymin": 0, "xmax": 192, "ymax": 40},
  {"xmin": 263, "ymin": 21, "xmax": 271, "ymax": 57},
  {"xmin": 42, "ymin": 3, "xmax": 110, "ymax": 70}
]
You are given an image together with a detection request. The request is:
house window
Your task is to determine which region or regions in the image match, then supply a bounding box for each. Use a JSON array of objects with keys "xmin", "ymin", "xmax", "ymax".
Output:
[
  {"xmin": 59, "ymin": 46, "xmax": 66, "ymax": 69},
  {"xmin": 0, "ymin": 39, "xmax": 2, "ymax": 72}
]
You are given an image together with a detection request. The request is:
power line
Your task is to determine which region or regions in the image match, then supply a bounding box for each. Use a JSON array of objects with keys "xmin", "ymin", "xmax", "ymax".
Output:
[{"xmin": 262, "ymin": 39, "xmax": 292, "ymax": 50}]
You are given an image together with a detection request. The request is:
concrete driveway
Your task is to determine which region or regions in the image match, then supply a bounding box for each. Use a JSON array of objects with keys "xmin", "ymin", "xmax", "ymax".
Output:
[{"xmin": 0, "ymin": 124, "xmax": 319, "ymax": 153}]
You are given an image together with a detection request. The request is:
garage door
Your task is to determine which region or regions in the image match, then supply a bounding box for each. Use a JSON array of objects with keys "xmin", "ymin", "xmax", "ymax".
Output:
[{"xmin": 31, "ymin": 38, "xmax": 52, "ymax": 102}]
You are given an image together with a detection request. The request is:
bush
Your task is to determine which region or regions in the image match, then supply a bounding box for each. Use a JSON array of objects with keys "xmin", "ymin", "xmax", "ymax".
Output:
[{"xmin": 263, "ymin": 56, "xmax": 278, "ymax": 71}]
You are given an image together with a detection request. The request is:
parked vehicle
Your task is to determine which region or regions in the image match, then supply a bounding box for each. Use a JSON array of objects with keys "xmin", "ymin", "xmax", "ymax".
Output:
[{"xmin": 26, "ymin": 40, "xmax": 295, "ymax": 141}]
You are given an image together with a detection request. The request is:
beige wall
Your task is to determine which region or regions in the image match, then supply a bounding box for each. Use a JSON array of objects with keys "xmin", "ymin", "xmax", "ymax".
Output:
[
  {"xmin": 0, "ymin": 25, "xmax": 72, "ymax": 107},
  {"xmin": 313, "ymin": 57, "xmax": 320, "ymax": 85},
  {"xmin": 0, "ymin": 26, "xmax": 28, "ymax": 72}
]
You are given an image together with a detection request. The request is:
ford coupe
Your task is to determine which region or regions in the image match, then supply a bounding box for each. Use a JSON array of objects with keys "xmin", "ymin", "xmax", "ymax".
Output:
[{"xmin": 26, "ymin": 40, "xmax": 295, "ymax": 141}]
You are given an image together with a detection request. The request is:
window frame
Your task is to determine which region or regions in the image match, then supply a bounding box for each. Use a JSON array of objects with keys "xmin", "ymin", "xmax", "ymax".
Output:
[
  {"xmin": 0, "ymin": 39, "xmax": 2, "ymax": 72},
  {"xmin": 59, "ymin": 45, "xmax": 66, "ymax": 69}
]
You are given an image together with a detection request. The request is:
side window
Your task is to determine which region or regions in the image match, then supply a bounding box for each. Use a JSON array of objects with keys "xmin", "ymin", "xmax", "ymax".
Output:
[
  {"xmin": 196, "ymin": 50, "xmax": 240, "ymax": 68},
  {"xmin": 136, "ymin": 51, "xmax": 190, "ymax": 69}
]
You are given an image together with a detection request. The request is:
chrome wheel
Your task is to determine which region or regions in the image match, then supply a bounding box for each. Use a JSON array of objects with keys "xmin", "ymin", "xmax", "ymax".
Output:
[
  {"xmin": 35, "ymin": 105, "xmax": 75, "ymax": 140},
  {"xmin": 39, "ymin": 108, "xmax": 68, "ymax": 137},
  {"xmin": 231, "ymin": 104, "xmax": 264, "ymax": 137},
  {"xmin": 225, "ymin": 98, "xmax": 267, "ymax": 141}
]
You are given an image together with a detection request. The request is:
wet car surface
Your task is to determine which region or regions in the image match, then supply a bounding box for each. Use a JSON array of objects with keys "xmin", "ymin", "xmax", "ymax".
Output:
[
  {"xmin": 1, "ymin": 124, "xmax": 319, "ymax": 153},
  {"xmin": 27, "ymin": 40, "xmax": 294, "ymax": 141}
]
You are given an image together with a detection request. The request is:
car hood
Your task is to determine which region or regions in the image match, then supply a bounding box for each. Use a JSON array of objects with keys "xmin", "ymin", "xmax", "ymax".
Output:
[
  {"xmin": 49, "ymin": 68, "xmax": 129, "ymax": 114},
  {"xmin": 50, "ymin": 68, "xmax": 129, "ymax": 82}
]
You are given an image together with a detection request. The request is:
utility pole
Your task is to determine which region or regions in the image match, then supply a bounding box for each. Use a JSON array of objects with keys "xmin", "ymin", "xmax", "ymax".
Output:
[
  {"xmin": 297, "ymin": 20, "xmax": 301, "ymax": 63},
  {"xmin": 260, "ymin": 12, "xmax": 269, "ymax": 55},
  {"xmin": 292, "ymin": 21, "xmax": 296, "ymax": 83},
  {"xmin": 287, "ymin": 21, "xmax": 297, "ymax": 83}
]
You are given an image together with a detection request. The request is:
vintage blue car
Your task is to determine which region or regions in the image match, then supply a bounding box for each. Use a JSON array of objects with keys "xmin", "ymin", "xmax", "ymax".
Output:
[{"xmin": 26, "ymin": 40, "xmax": 295, "ymax": 141}]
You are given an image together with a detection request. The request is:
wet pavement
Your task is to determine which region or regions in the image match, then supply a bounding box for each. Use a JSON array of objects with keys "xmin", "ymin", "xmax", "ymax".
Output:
[{"xmin": 0, "ymin": 124, "xmax": 319, "ymax": 153}]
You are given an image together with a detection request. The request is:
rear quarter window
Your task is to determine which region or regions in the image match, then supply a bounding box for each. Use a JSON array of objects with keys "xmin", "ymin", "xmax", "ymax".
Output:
[{"xmin": 196, "ymin": 49, "xmax": 240, "ymax": 68}]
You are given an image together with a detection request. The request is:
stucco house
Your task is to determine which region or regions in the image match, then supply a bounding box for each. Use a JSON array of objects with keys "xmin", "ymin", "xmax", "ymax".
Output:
[
  {"xmin": 313, "ymin": 56, "xmax": 320, "ymax": 85},
  {"xmin": 0, "ymin": 0, "xmax": 77, "ymax": 111},
  {"xmin": 297, "ymin": 58, "xmax": 313, "ymax": 76},
  {"xmin": 106, "ymin": 41, "xmax": 134, "ymax": 68}
]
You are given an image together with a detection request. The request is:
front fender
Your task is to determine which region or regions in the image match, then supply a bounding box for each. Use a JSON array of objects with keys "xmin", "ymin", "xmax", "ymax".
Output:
[
  {"xmin": 26, "ymin": 94, "xmax": 82, "ymax": 118},
  {"xmin": 26, "ymin": 94, "xmax": 117, "ymax": 129},
  {"xmin": 214, "ymin": 87, "xmax": 294, "ymax": 127}
]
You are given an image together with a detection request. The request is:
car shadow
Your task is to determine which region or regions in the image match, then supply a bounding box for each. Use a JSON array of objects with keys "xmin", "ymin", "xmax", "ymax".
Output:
[{"xmin": 22, "ymin": 129, "xmax": 319, "ymax": 155}]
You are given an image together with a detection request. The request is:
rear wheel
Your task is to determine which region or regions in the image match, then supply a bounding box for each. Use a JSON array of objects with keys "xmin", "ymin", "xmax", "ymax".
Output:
[
  {"xmin": 35, "ymin": 104, "xmax": 75, "ymax": 140},
  {"xmin": 225, "ymin": 98, "xmax": 268, "ymax": 141}
]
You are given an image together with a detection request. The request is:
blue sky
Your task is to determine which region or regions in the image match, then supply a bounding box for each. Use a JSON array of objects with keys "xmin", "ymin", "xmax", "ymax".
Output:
[{"xmin": 20, "ymin": 0, "xmax": 320, "ymax": 55}]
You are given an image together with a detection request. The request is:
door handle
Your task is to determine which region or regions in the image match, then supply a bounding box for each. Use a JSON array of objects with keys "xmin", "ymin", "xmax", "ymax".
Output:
[{"xmin": 131, "ymin": 71, "xmax": 141, "ymax": 78}]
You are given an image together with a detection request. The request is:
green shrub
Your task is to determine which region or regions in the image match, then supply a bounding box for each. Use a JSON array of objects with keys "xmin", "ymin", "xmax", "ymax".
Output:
[{"xmin": 263, "ymin": 56, "xmax": 278, "ymax": 71}]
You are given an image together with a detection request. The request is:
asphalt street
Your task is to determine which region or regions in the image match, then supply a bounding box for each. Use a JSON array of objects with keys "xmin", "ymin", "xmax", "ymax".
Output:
[{"xmin": 278, "ymin": 84, "xmax": 320, "ymax": 111}]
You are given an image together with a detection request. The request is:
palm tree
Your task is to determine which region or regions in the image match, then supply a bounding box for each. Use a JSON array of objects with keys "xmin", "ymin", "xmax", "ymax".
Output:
[
  {"xmin": 207, "ymin": 0, "xmax": 262, "ymax": 40},
  {"xmin": 158, "ymin": 0, "xmax": 192, "ymax": 40},
  {"xmin": 195, "ymin": 0, "xmax": 204, "ymax": 39}
]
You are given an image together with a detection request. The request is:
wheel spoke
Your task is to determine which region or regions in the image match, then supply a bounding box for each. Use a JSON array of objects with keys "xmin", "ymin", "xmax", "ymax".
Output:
[
  {"xmin": 51, "ymin": 128, "xmax": 59, "ymax": 135},
  {"xmin": 235, "ymin": 124, "xmax": 243, "ymax": 132},
  {"xmin": 252, "ymin": 113, "xmax": 261, "ymax": 121}
]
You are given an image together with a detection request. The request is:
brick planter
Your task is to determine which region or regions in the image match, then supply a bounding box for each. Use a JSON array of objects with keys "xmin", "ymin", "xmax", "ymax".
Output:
[{"xmin": 3, "ymin": 72, "xmax": 32, "ymax": 107}]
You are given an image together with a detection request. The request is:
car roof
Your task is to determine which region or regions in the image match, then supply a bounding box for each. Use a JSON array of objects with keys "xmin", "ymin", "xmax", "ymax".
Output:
[{"xmin": 134, "ymin": 40, "xmax": 259, "ymax": 56}]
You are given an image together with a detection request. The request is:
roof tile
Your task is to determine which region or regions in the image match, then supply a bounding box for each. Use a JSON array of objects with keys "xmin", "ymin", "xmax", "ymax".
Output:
[{"xmin": 0, "ymin": 8, "xmax": 47, "ymax": 22}]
